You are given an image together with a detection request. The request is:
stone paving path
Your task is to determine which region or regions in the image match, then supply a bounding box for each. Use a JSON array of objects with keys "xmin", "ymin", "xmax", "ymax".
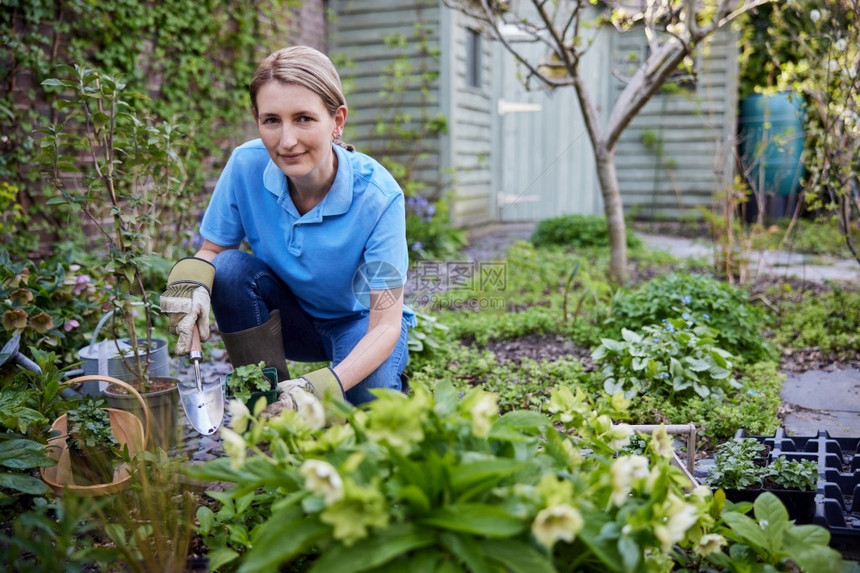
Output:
[{"xmin": 781, "ymin": 367, "xmax": 860, "ymax": 438}]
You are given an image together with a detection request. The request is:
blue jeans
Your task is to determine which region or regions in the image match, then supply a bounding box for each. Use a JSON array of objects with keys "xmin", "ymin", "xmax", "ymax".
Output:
[{"xmin": 210, "ymin": 250, "xmax": 409, "ymax": 405}]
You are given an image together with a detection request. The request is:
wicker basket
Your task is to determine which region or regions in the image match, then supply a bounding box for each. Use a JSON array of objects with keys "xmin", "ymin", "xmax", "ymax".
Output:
[{"xmin": 41, "ymin": 376, "xmax": 150, "ymax": 496}]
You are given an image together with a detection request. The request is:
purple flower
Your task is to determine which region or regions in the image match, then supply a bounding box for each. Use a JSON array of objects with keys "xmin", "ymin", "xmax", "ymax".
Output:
[
  {"xmin": 64, "ymin": 319, "xmax": 80, "ymax": 332},
  {"xmin": 73, "ymin": 275, "xmax": 91, "ymax": 295},
  {"xmin": 411, "ymin": 241, "xmax": 423, "ymax": 252}
]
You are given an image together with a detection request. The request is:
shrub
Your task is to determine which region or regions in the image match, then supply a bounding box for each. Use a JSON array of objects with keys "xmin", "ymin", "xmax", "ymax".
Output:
[
  {"xmin": 530, "ymin": 214, "xmax": 642, "ymax": 250},
  {"xmin": 592, "ymin": 317, "xmax": 741, "ymax": 400},
  {"xmin": 606, "ymin": 271, "xmax": 775, "ymax": 363}
]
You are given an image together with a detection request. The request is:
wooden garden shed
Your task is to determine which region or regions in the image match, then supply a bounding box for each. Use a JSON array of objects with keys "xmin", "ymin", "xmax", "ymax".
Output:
[{"xmin": 328, "ymin": 1, "xmax": 739, "ymax": 226}]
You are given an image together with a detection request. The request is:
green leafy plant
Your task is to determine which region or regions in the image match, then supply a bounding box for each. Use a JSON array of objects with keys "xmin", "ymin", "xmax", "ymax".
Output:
[
  {"xmin": 406, "ymin": 308, "xmax": 451, "ymax": 358},
  {"xmin": 711, "ymin": 492, "xmax": 842, "ymax": 571},
  {"xmin": 186, "ymin": 381, "xmax": 845, "ymax": 572},
  {"xmin": 65, "ymin": 398, "xmax": 118, "ymax": 453},
  {"xmin": 606, "ymin": 271, "xmax": 776, "ymax": 363},
  {"xmin": 0, "ymin": 349, "xmax": 77, "ymax": 515},
  {"xmin": 708, "ymin": 439, "xmax": 818, "ymax": 493},
  {"xmin": 707, "ymin": 438, "xmax": 768, "ymax": 490},
  {"xmin": 592, "ymin": 317, "xmax": 741, "ymax": 400},
  {"xmin": 764, "ymin": 457, "xmax": 819, "ymax": 491},
  {"xmin": 530, "ymin": 214, "xmax": 642, "ymax": 250},
  {"xmin": 225, "ymin": 361, "xmax": 275, "ymax": 405},
  {"xmin": 65, "ymin": 397, "xmax": 121, "ymax": 486},
  {"xmin": 0, "ymin": 250, "xmax": 105, "ymax": 365},
  {"xmin": 0, "ymin": 495, "xmax": 109, "ymax": 572}
]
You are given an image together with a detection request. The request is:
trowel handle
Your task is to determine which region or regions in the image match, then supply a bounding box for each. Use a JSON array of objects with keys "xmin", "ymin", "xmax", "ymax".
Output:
[{"xmin": 190, "ymin": 324, "xmax": 203, "ymax": 363}]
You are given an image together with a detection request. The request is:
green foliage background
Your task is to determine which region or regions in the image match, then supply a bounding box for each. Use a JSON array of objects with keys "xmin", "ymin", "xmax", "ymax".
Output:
[{"xmin": 1, "ymin": 0, "xmax": 297, "ymax": 260}]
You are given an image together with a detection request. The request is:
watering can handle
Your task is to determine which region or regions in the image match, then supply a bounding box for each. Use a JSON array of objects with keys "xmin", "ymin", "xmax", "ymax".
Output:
[{"xmin": 86, "ymin": 302, "xmax": 148, "ymax": 353}]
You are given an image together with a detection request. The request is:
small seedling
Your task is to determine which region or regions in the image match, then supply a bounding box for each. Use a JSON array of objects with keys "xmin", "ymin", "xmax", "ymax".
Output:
[{"xmin": 226, "ymin": 361, "xmax": 274, "ymax": 404}]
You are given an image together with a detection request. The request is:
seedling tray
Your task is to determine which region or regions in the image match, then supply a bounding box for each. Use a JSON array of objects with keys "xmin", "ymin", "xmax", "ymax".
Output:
[{"xmin": 735, "ymin": 428, "xmax": 859, "ymax": 556}]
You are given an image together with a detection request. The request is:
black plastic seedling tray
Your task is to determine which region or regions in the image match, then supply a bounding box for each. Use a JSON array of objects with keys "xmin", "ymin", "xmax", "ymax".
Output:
[{"xmin": 735, "ymin": 428, "xmax": 859, "ymax": 557}]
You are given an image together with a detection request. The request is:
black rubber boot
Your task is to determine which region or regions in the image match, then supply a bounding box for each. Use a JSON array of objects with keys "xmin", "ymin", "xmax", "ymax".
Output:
[{"xmin": 220, "ymin": 310, "xmax": 290, "ymax": 382}]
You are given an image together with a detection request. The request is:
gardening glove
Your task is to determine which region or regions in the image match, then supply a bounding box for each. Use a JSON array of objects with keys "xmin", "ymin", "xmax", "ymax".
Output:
[
  {"xmin": 263, "ymin": 367, "xmax": 345, "ymax": 420},
  {"xmin": 160, "ymin": 257, "xmax": 215, "ymax": 355}
]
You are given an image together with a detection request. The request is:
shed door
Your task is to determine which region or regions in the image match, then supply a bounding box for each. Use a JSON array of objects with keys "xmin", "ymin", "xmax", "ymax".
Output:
[{"xmin": 491, "ymin": 36, "xmax": 606, "ymax": 222}]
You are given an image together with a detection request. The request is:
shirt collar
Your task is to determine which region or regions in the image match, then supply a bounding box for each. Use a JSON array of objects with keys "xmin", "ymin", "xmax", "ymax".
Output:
[{"xmin": 262, "ymin": 145, "xmax": 353, "ymax": 219}]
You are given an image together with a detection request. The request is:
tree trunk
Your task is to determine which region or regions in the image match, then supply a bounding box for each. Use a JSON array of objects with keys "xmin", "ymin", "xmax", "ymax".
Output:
[{"xmin": 595, "ymin": 148, "xmax": 627, "ymax": 284}]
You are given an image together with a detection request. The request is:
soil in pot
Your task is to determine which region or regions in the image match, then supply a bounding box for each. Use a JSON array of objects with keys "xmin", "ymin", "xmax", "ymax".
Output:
[{"xmin": 105, "ymin": 377, "xmax": 180, "ymax": 450}]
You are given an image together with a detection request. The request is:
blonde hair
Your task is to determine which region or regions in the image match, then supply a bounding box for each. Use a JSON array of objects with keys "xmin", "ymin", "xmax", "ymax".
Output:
[{"xmin": 250, "ymin": 46, "xmax": 353, "ymax": 150}]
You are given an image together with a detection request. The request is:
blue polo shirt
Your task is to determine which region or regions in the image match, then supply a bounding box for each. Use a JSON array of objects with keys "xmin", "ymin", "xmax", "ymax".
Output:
[{"xmin": 200, "ymin": 140, "xmax": 414, "ymax": 325}]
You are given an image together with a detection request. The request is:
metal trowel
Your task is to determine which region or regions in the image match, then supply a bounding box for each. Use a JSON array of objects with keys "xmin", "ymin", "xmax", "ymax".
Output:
[{"xmin": 178, "ymin": 325, "xmax": 224, "ymax": 435}]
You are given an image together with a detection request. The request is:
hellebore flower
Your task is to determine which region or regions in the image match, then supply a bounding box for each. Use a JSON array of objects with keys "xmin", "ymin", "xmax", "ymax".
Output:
[
  {"xmin": 531, "ymin": 504, "xmax": 584, "ymax": 548},
  {"xmin": 610, "ymin": 454, "xmax": 649, "ymax": 506},
  {"xmin": 9, "ymin": 288, "xmax": 34, "ymax": 305},
  {"xmin": 300, "ymin": 459, "xmax": 344, "ymax": 505},
  {"xmin": 648, "ymin": 425, "xmax": 674, "ymax": 459},
  {"xmin": 221, "ymin": 427, "xmax": 247, "ymax": 470},
  {"xmin": 3, "ymin": 308, "xmax": 28, "ymax": 330},
  {"xmin": 655, "ymin": 494, "xmax": 699, "ymax": 553},
  {"xmin": 227, "ymin": 399, "xmax": 251, "ymax": 434},
  {"xmin": 30, "ymin": 312, "xmax": 54, "ymax": 333},
  {"xmin": 694, "ymin": 533, "xmax": 727, "ymax": 556},
  {"xmin": 469, "ymin": 391, "xmax": 498, "ymax": 438}
]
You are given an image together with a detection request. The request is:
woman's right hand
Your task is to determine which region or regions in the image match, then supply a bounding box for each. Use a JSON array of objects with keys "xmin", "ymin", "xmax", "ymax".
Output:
[{"xmin": 160, "ymin": 257, "xmax": 215, "ymax": 355}]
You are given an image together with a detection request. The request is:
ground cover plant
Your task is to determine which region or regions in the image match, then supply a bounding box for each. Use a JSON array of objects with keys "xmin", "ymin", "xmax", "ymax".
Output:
[
  {"xmin": 185, "ymin": 384, "xmax": 843, "ymax": 572},
  {"xmin": 408, "ymin": 230, "xmax": 786, "ymax": 449},
  {"xmin": 770, "ymin": 283, "xmax": 860, "ymax": 358}
]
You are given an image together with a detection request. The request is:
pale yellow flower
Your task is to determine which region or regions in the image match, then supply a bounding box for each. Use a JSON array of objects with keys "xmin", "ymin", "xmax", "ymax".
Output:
[
  {"xmin": 648, "ymin": 425, "xmax": 674, "ymax": 459},
  {"xmin": 655, "ymin": 494, "xmax": 699, "ymax": 553},
  {"xmin": 531, "ymin": 504, "xmax": 584, "ymax": 548},
  {"xmin": 291, "ymin": 387, "xmax": 326, "ymax": 430},
  {"xmin": 608, "ymin": 423, "xmax": 632, "ymax": 450},
  {"xmin": 221, "ymin": 427, "xmax": 246, "ymax": 470},
  {"xmin": 300, "ymin": 459, "xmax": 344, "ymax": 505},
  {"xmin": 470, "ymin": 392, "xmax": 498, "ymax": 438},
  {"xmin": 228, "ymin": 398, "xmax": 251, "ymax": 434},
  {"xmin": 610, "ymin": 454, "xmax": 649, "ymax": 506},
  {"xmin": 694, "ymin": 533, "xmax": 727, "ymax": 556}
]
